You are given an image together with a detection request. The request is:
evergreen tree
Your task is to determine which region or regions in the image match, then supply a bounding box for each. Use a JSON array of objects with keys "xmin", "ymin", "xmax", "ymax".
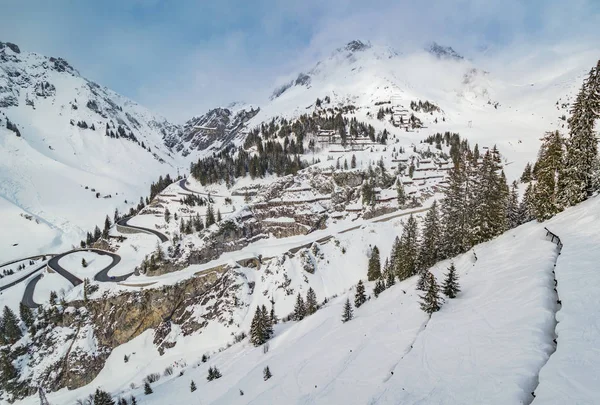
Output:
[
  {"xmin": 341, "ymin": 298, "xmax": 354, "ymax": 323},
  {"xmin": 164, "ymin": 208, "xmax": 171, "ymax": 224},
  {"xmin": 471, "ymin": 151, "xmax": 508, "ymax": 244},
  {"xmin": 395, "ymin": 215, "xmax": 419, "ymax": 281},
  {"xmin": 118, "ymin": 398, "xmax": 128, "ymax": 405},
  {"xmin": 367, "ymin": 246, "xmax": 381, "ymax": 281},
  {"xmin": 205, "ymin": 204, "xmax": 216, "ymax": 227},
  {"xmin": 351, "ymin": 154, "xmax": 357, "ymax": 169},
  {"xmin": 261, "ymin": 304, "xmax": 273, "ymax": 342},
  {"xmin": 190, "ymin": 380, "xmax": 197, "ymax": 392},
  {"xmin": 130, "ymin": 396, "xmax": 137, "ymax": 405},
  {"xmin": 94, "ymin": 388, "xmax": 115, "ymax": 405},
  {"xmin": 293, "ymin": 293, "xmax": 306, "ymax": 321},
  {"xmin": 144, "ymin": 381, "xmax": 153, "ymax": 395},
  {"xmin": 440, "ymin": 156, "xmax": 471, "ymax": 257},
  {"xmin": 217, "ymin": 209, "xmax": 222, "ymax": 222},
  {"xmin": 354, "ymin": 280, "xmax": 367, "ymax": 308},
  {"xmin": 250, "ymin": 305, "xmax": 273, "ymax": 346},
  {"xmin": 419, "ymin": 272, "xmax": 443, "ymax": 315},
  {"xmin": 0, "ymin": 352, "xmax": 17, "ymax": 383},
  {"xmin": 93, "ymin": 225, "xmax": 102, "ymax": 241},
  {"xmin": 263, "ymin": 366, "xmax": 272, "ymax": 381},
  {"xmin": 207, "ymin": 366, "xmax": 222, "ymax": 381},
  {"xmin": 19, "ymin": 303, "xmax": 34, "ymax": 328},
  {"xmin": 102, "ymin": 215, "xmax": 112, "ymax": 239},
  {"xmin": 506, "ymin": 181, "xmax": 521, "ymax": 229},
  {"xmin": 373, "ymin": 279, "xmax": 386, "ymax": 297},
  {"xmin": 416, "ymin": 270, "xmax": 429, "ymax": 291},
  {"xmin": 82, "ymin": 258, "xmax": 88, "ymax": 268},
  {"xmin": 520, "ymin": 162, "xmax": 533, "ymax": 183},
  {"xmin": 383, "ymin": 258, "xmax": 395, "ymax": 288},
  {"xmin": 306, "ymin": 287, "xmax": 318, "ymax": 315},
  {"xmin": 442, "ymin": 263, "xmax": 461, "ymax": 298},
  {"xmin": 520, "ymin": 182, "xmax": 535, "ymax": 223},
  {"xmin": 270, "ymin": 297, "xmax": 278, "ymax": 325},
  {"xmin": 533, "ymin": 131, "xmax": 565, "ymax": 220},
  {"xmin": 2, "ymin": 306, "xmax": 22, "ymax": 344},
  {"xmin": 418, "ymin": 201, "xmax": 441, "ymax": 270},
  {"xmin": 396, "ymin": 180, "xmax": 406, "ymax": 206},
  {"xmin": 559, "ymin": 65, "xmax": 600, "ymax": 206}
]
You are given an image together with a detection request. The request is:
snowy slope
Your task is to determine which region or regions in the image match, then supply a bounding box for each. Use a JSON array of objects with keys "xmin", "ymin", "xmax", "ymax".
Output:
[
  {"xmin": 28, "ymin": 191, "xmax": 594, "ymax": 405},
  {"xmin": 0, "ymin": 42, "xmax": 186, "ymax": 262}
]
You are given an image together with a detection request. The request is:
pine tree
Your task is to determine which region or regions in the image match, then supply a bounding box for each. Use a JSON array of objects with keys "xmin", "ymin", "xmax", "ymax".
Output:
[
  {"xmin": 520, "ymin": 162, "xmax": 533, "ymax": 183},
  {"xmin": 440, "ymin": 156, "xmax": 470, "ymax": 257},
  {"xmin": 217, "ymin": 209, "xmax": 222, "ymax": 222},
  {"xmin": 354, "ymin": 280, "xmax": 367, "ymax": 308},
  {"xmin": 367, "ymin": 246, "xmax": 381, "ymax": 281},
  {"xmin": 270, "ymin": 297, "xmax": 278, "ymax": 325},
  {"xmin": 144, "ymin": 381, "xmax": 153, "ymax": 395},
  {"xmin": 102, "ymin": 215, "xmax": 112, "ymax": 239},
  {"xmin": 341, "ymin": 298, "xmax": 354, "ymax": 322},
  {"xmin": 419, "ymin": 272, "xmax": 443, "ymax": 315},
  {"xmin": 81, "ymin": 258, "xmax": 88, "ymax": 268},
  {"xmin": 442, "ymin": 263, "xmax": 461, "ymax": 298},
  {"xmin": 533, "ymin": 131, "xmax": 565, "ymax": 220},
  {"xmin": 118, "ymin": 398, "xmax": 128, "ymax": 405},
  {"xmin": 19, "ymin": 302, "xmax": 34, "ymax": 328},
  {"xmin": 94, "ymin": 388, "xmax": 115, "ymax": 405},
  {"xmin": 351, "ymin": 154, "xmax": 357, "ymax": 169},
  {"xmin": 250, "ymin": 305, "xmax": 272, "ymax": 346},
  {"xmin": 416, "ymin": 270, "xmax": 429, "ymax": 291},
  {"xmin": 263, "ymin": 366, "xmax": 272, "ymax": 381},
  {"xmin": 306, "ymin": 287, "xmax": 318, "ymax": 315},
  {"xmin": 261, "ymin": 304, "xmax": 273, "ymax": 342},
  {"xmin": 520, "ymin": 182, "xmax": 535, "ymax": 223},
  {"xmin": 383, "ymin": 258, "xmax": 395, "ymax": 288},
  {"xmin": 506, "ymin": 181, "xmax": 521, "ymax": 229},
  {"xmin": 164, "ymin": 208, "xmax": 171, "ymax": 223},
  {"xmin": 93, "ymin": 225, "xmax": 102, "ymax": 241},
  {"xmin": 559, "ymin": 65, "xmax": 600, "ymax": 206},
  {"xmin": 0, "ymin": 352, "xmax": 17, "ymax": 383},
  {"xmin": 373, "ymin": 279, "xmax": 386, "ymax": 297},
  {"xmin": 293, "ymin": 293, "xmax": 306, "ymax": 321},
  {"xmin": 2, "ymin": 306, "xmax": 22, "ymax": 344},
  {"xmin": 205, "ymin": 204, "xmax": 216, "ymax": 227},
  {"xmin": 418, "ymin": 201, "xmax": 441, "ymax": 270},
  {"xmin": 190, "ymin": 380, "xmax": 197, "ymax": 392},
  {"xmin": 397, "ymin": 180, "xmax": 406, "ymax": 206},
  {"xmin": 396, "ymin": 215, "xmax": 419, "ymax": 281},
  {"xmin": 130, "ymin": 396, "xmax": 137, "ymax": 405}
]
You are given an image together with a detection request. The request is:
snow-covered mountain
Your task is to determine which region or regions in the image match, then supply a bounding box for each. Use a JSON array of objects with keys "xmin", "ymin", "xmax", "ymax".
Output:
[
  {"xmin": 0, "ymin": 41, "xmax": 186, "ymax": 262},
  {"xmin": 2, "ymin": 37, "xmax": 600, "ymax": 405}
]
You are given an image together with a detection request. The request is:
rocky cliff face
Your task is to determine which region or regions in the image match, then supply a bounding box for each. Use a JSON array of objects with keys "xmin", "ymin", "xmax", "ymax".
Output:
[
  {"xmin": 164, "ymin": 105, "xmax": 260, "ymax": 156},
  {"xmin": 2, "ymin": 267, "xmax": 237, "ymax": 401}
]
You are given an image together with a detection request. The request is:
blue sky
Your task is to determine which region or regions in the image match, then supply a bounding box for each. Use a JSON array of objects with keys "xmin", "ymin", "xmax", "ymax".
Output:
[{"xmin": 2, "ymin": 0, "xmax": 599, "ymax": 121}]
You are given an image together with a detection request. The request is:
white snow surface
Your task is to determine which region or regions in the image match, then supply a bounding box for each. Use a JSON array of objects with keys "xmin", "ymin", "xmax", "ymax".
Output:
[{"xmin": 29, "ymin": 192, "xmax": 600, "ymax": 405}]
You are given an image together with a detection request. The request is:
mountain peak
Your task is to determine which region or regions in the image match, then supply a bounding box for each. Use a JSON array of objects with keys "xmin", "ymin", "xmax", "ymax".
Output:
[
  {"xmin": 427, "ymin": 42, "xmax": 464, "ymax": 60},
  {"xmin": 0, "ymin": 41, "xmax": 20, "ymax": 54},
  {"xmin": 344, "ymin": 40, "xmax": 371, "ymax": 53}
]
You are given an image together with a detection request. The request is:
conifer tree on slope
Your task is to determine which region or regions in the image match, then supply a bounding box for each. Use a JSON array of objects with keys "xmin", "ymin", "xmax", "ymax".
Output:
[
  {"xmin": 559, "ymin": 64, "xmax": 600, "ymax": 206},
  {"xmin": 418, "ymin": 201, "xmax": 441, "ymax": 271},
  {"xmin": 293, "ymin": 293, "xmax": 306, "ymax": 321},
  {"xmin": 94, "ymin": 388, "xmax": 115, "ymax": 405},
  {"xmin": 354, "ymin": 280, "xmax": 367, "ymax": 308},
  {"xmin": 263, "ymin": 366, "xmax": 273, "ymax": 381},
  {"xmin": 306, "ymin": 287, "xmax": 318, "ymax": 315},
  {"xmin": 2, "ymin": 306, "xmax": 22, "ymax": 344},
  {"xmin": 471, "ymin": 151, "xmax": 508, "ymax": 244},
  {"xmin": 19, "ymin": 302, "xmax": 34, "ymax": 328},
  {"xmin": 419, "ymin": 272, "xmax": 443, "ymax": 315},
  {"xmin": 442, "ymin": 263, "xmax": 461, "ymax": 298},
  {"xmin": 190, "ymin": 380, "xmax": 197, "ymax": 392},
  {"xmin": 367, "ymin": 246, "xmax": 381, "ymax": 281},
  {"xmin": 144, "ymin": 381, "xmax": 153, "ymax": 395},
  {"xmin": 533, "ymin": 131, "xmax": 565, "ymax": 220},
  {"xmin": 261, "ymin": 304, "xmax": 273, "ymax": 341},
  {"xmin": 506, "ymin": 181, "xmax": 522, "ymax": 229},
  {"xmin": 341, "ymin": 298, "xmax": 354, "ymax": 322},
  {"xmin": 440, "ymin": 156, "xmax": 470, "ymax": 257},
  {"xmin": 383, "ymin": 258, "xmax": 396, "ymax": 288},
  {"xmin": 520, "ymin": 182, "xmax": 535, "ymax": 223},
  {"xmin": 396, "ymin": 215, "xmax": 419, "ymax": 281}
]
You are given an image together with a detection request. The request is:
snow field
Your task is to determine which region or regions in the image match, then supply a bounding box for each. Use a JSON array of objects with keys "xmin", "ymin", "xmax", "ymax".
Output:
[
  {"xmin": 533, "ymin": 195, "xmax": 600, "ymax": 404},
  {"xmin": 32, "ymin": 270, "xmax": 73, "ymax": 304},
  {"xmin": 57, "ymin": 251, "xmax": 112, "ymax": 280}
]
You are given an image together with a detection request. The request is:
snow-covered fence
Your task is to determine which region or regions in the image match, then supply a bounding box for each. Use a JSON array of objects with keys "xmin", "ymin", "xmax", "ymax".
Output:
[{"xmin": 544, "ymin": 227, "xmax": 563, "ymax": 251}]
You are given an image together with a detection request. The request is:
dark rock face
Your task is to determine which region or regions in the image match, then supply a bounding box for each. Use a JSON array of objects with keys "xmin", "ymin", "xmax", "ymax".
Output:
[
  {"xmin": 427, "ymin": 42, "xmax": 464, "ymax": 61},
  {"xmin": 345, "ymin": 40, "xmax": 370, "ymax": 52},
  {"xmin": 164, "ymin": 106, "xmax": 260, "ymax": 154},
  {"xmin": 0, "ymin": 42, "xmax": 20, "ymax": 54}
]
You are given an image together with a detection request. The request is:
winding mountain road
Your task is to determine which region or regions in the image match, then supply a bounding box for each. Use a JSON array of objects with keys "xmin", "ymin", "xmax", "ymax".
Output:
[
  {"xmin": 0, "ymin": 263, "xmax": 47, "ymax": 292},
  {"xmin": 179, "ymin": 178, "xmax": 227, "ymax": 198},
  {"xmin": 116, "ymin": 217, "xmax": 168, "ymax": 242},
  {"xmin": 21, "ymin": 274, "xmax": 43, "ymax": 308}
]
